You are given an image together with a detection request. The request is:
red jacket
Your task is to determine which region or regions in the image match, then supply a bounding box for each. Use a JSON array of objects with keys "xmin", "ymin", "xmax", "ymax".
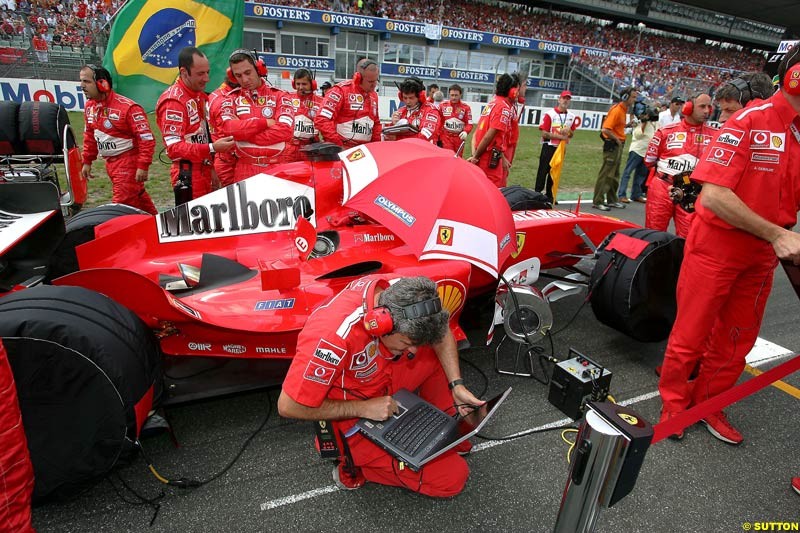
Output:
[
  {"xmin": 83, "ymin": 90, "xmax": 154, "ymax": 171},
  {"xmin": 314, "ymin": 79, "xmax": 381, "ymax": 147},
  {"xmin": 155, "ymin": 78, "xmax": 212, "ymax": 187},
  {"xmin": 391, "ymin": 102, "xmax": 442, "ymax": 143},
  {"xmin": 644, "ymin": 118, "xmax": 716, "ymax": 186},
  {"xmin": 221, "ymin": 82, "xmax": 294, "ymax": 161},
  {"xmin": 440, "ymin": 101, "xmax": 473, "ymax": 137}
]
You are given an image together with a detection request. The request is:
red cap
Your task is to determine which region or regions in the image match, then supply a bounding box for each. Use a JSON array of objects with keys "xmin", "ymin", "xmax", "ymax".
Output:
[{"xmin": 560, "ymin": 90, "xmax": 573, "ymax": 99}]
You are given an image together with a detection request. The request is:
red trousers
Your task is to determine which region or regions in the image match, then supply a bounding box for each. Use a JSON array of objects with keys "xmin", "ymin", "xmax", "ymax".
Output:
[
  {"xmin": 645, "ymin": 178, "xmax": 694, "ymax": 238},
  {"xmin": 0, "ymin": 341, "xmax": 35, "ymax": 533},
  {"xmin": 658, "ymin": 219, "xmax": 776, "ymax": 413},
  {"xmin": 440, "ymin": 133, "xmax": 463, "ymax": 155},
  {"xmin": 476, "ymin": 152, "xmax": 507, "ymax": 188},
  {"xmin": 342, "ymin": 348, "xmax": 469, "ymax": 497},
  {"xmin": 215, "ymin": 153, "xmax": 237, "ymax": 187},
  {"xmin": 106, "ymin": 154, "xmax": 157, "ymax": 214}
]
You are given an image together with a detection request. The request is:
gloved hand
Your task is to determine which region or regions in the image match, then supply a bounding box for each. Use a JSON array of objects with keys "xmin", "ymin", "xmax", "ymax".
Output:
[{"xmin": 459, "ymin": 131, "xmax": 468, "ymax": 141}]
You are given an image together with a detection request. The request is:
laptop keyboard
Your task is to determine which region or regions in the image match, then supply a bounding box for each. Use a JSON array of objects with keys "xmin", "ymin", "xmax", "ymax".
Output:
[{"xmin": 384, "ymin": 403, "xmax": 451, "ymax": 455}]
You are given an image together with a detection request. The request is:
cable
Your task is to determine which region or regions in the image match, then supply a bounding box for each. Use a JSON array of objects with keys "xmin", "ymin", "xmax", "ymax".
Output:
[
  {"xmin": 138, "ymin": 389, "xmax": 275, "ymax": 490},
  {"xmin": 561, "ymin": 428, "xmax": 579, "ymax": 464},
  {"xmin": 106, "ymin": 473, "xmax": 164, "ymax": 527}
]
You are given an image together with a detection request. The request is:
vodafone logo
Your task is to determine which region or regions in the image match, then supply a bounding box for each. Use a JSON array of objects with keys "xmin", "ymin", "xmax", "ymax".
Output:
[
  {"xmin": 750, "ymin": 130, "xmax": 785, "ymax": 152},
  {"xmin": 303, "ymin": 360, "xmax": 335, "ymax": 385},
  {"xmin": 706, "ymin": 147, "xmax": 735, "ymax": 166}
]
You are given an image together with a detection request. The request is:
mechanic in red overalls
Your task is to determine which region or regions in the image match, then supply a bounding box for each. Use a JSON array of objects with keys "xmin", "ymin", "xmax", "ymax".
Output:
[
  {"xmin": 439, "ymin": 84, "xmax": 472, "ymax": 155},
  {"xmin": 207, "ymin": 78, "xmax": 239, "ymax": 187},
  {"xmin": 156, "ymin": 47, "xmax": 235, "ymax": 205},
  {"xmin": 80, "ymin": 64, "xmax": 157, "ymax": 214},
  {"xmin": 220, "ymin": 50, "xmax": 295, "ymax": 181},
  {"xmin": 384, "ymin": 77, "xmax": 442, "ymax": 144},
  {"xmin": 658, "ymin": 50, "xmax": 800, "ymax": 444},
  {"xmin": 282, "ymin": 68, "xmax": 323, "ymax": 163},
  {"xmin": 278, "ymin": 276, "xmax": 483, "ymax": 496},
  {"xmin": 0, "ymin": 340, "xmax": 35, "ymax": 533},
  {"xmin": 314, "ymin": 58, "xmax": 382, "ymax": 149},
  {"xmin": 468, "ymin": 73, "xmax": 515, "ymax": 187},
  {"xmin": 643, "ymin": 93, "xmax": 715, "ymax": 237}
]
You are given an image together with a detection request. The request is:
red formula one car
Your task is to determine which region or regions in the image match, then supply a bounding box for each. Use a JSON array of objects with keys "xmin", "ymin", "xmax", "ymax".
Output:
[{"xmin": 1, "ymin": 136, "xmax": 660, "ymax": 502}]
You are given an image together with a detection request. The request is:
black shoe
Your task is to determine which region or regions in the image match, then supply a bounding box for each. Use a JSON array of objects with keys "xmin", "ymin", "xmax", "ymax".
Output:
[{"xmin": 592, "ymin": 204, "xmax": 611, "ymax": 211}]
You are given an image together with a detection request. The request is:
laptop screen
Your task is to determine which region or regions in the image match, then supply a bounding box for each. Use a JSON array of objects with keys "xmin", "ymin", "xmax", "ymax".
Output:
[{"xmin": 456, "ymin": 389, "xmax": 509, "ymax": 438}]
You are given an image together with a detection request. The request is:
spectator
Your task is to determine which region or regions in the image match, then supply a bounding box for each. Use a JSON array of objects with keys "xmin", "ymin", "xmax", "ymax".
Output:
[
  {"xmin": 31, "ymin": 31, "xmax": 47, "ymax": 62},
  {"xmin": 593, "ymin": 87, "xmax": 637, "ymax": 211}
]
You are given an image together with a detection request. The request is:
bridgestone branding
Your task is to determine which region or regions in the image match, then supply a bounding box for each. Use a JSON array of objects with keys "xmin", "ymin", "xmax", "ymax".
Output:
[{"xmin": 156, "ymin": 175, "xmax": 316, "ymax": 243}]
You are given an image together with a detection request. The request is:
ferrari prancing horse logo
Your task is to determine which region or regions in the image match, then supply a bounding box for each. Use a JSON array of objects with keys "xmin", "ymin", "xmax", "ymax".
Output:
[
  {"xmin": 511, "ymin": 232, "xmax": 526, "ymax": 259},
  {"xmin": 347, "ymin": 149, "xmax": 365, "ymax": 162},
  {"xmin": 437, "ymin": 225, "xmax": 454, "ymax": 246}
]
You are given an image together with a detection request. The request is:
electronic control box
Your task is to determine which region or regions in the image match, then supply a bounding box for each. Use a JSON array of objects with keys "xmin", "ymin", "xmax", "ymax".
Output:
[{"xmin": 548, "ymin": 349, "xmax": 612, "ymax": 420}]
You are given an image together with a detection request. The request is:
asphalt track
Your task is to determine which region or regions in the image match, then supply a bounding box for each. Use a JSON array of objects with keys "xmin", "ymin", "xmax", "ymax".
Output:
[{"xmin": 31, "ymin": 201, "xmax": 800, "ymax": 532}]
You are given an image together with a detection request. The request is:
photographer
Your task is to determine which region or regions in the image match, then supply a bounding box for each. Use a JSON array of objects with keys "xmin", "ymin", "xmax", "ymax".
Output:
[{"xmin": 618, "ymin": 107, "xmax": 658, "ymax": 203}]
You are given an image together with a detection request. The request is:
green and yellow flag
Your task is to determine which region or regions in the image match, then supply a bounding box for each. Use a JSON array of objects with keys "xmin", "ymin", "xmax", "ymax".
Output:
[{"xmin": 103, "ymin": 0, "xmax": 244, "ymax": 111}]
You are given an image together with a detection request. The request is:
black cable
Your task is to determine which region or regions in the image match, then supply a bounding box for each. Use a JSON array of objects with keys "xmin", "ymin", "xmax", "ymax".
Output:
[
  {"xmin": 457, "ymin": 352, "xmax": 489, "ymax": 399},
  {"xmin": 106, "ymin": 473, "xmax": 164, "ymax": 527},
  {"xmin": 138, "ymin": 390, "xmax": 275, "ymax": 490}
]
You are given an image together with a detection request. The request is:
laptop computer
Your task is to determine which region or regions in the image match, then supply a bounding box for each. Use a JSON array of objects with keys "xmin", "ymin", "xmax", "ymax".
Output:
[
  {"xmin": 382, "ymin": 123, "xmax": 420, "ymax": 135},
  {"xmin": 781, "ymin": 259, "xmax": 800, "ymax": 300},
  {"xmin": 355, "ymin": 387, "xmax": 512, "ymax": 471}
]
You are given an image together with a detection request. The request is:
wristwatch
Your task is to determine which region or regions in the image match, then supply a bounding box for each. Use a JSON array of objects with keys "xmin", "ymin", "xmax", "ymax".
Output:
[
  {"xmin": 448, "ymin": 378, "xmax": 465, "ymax": 390},
  {"xmin": 209, "ymin": 143, "xmax": 215, "ymax": 154}
]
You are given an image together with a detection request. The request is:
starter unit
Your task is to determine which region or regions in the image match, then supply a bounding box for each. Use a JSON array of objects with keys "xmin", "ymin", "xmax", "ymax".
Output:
[{"xmin": 548, "ymin": 349, "xmax": 612, "ymax": 420}]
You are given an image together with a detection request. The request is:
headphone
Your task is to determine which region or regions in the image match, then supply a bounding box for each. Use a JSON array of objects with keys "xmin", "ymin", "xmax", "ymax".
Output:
[
  {"xmin": 780, "ymin": 45, "xmax": 800, "ymax": 96},
  {"xmin": 352, "ymin": 58, "xmax": 377, "ymax": 86},
  {"xmin": 726, "ymin": 77, "xmax": 758, "ymax": 106},
  {"xmin": 396, "ymin": 78, "xmax": 426, "ymax": 104},
  {"xmin": 86, "ymin": 64, "xmax": 111, "ymax": 93},
  {"xmin": 362, "ymin": 279, "xmax": 443, "ymax": 337},
  {"xmin": 620, "ymin": 87, "xmax": 634, "ymax": 102},
  {"xmin": 227, "ymin": 49, "xmax": 267, "ymax": 84},
  {"xmin": 681, "ymin": 93, "xmax": 708, "ymax": 117},
  {"xmin": 292, "ymin": 68, "xmax": 317, "ymax": 91}
]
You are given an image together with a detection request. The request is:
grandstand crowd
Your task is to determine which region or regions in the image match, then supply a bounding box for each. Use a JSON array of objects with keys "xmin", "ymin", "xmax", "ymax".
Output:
[
  {"xmin": 0, "ymin": 0, "xmax": 775, "ymax": 104},
  {"xmin": 266, "ymin": 0, "xmax": 769, "ymax": 100}
]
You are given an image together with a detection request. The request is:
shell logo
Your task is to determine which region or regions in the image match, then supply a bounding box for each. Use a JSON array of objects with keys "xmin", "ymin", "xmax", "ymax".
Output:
[
  {"xmin": 436, "ymin": 279, "xmax": 466, "ymax": 316},
  {"xmin": 322, "ymin": 13, "xmax": 331, "ymax": 23},
  {"xmin": 277, "ymin": 57, "xmax": 287, "ymax": 66},
  {"xmin": 772, "ymin": 135, "xmax": 783, "ymax": 148}
]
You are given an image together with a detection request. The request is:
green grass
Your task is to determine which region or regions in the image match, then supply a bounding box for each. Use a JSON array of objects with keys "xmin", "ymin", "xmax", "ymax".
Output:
[{"xmin": 68, "ymin": 111, "xmax": 616, "ymax": 210}]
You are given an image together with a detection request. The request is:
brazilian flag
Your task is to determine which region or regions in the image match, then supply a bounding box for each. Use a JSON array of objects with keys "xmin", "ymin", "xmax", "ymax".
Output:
[{"xmin": 103, "ymin": 0, "xmax": 244, "ymax": 111}]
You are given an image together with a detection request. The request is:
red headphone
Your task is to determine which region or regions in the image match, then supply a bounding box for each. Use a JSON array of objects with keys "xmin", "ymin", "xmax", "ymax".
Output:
[
  {"xmin": 227, "ymin": 49, "xmax": 267, "ymax": 84},
  {"xmin": 352, "ymin": 58, "xmax": 377, "ymax": 86},
  {"xmin": 87, "ymin": 64, "xmax": 111, "ymax": 93},
  {"xmin": 509, "ymin": 87, "xmax": 518, "ymax": 102},
  {"xmin": 292, "ymin": 68, "xmax": 318, "ymax": 91},
  {"xmin": 397, "ymin": 88, "xmax": 426, "ymax": 104},
  {"xmin": 361, "ymin": 279, "xmax": 443, "ymax": 337}
]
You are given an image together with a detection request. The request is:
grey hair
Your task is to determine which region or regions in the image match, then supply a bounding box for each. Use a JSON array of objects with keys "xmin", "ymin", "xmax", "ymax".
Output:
[{"xmin": 378, "ymin": 277, "xmax": 450, "ymax": 345}]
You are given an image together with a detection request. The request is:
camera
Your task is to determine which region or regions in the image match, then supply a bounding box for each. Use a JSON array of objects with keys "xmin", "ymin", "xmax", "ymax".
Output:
[{"xmin": 638, "ymin": 107, "xmax": 659, "ymax": 123}]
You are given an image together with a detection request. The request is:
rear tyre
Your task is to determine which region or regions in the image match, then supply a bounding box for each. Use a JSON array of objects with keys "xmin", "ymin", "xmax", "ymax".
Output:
[
  {"xmin": 47, "ymin": 203, "xmax": 146, "ymax": 281},
  {"xmin": 0, "ymin": 285, "xmax": 161, "ymax": 502}
]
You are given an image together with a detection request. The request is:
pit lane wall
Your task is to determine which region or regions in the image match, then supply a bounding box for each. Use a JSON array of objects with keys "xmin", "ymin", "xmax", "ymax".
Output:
[{"xmin": 0, "ymin": 77, "xmax": 608, "ymax": 131}]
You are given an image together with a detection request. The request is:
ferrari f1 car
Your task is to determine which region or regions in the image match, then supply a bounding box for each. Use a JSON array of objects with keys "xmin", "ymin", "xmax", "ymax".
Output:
[{"xmin": 0, "ymin": 124, "xmax": 683, "ymax": 501}]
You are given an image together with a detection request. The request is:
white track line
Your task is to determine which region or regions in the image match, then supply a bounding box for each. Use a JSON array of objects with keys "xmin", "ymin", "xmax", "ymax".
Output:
[{"xmin": 258, "ymin": 339, "xmax": 794, "ymax": 511}]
